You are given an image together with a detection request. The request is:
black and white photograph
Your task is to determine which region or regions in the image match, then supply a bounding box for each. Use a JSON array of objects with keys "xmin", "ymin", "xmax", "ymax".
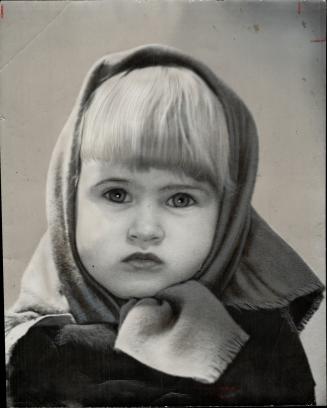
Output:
[{"xmin": 1, "ymin": 1, "xmax": 326, "ymax": 406}]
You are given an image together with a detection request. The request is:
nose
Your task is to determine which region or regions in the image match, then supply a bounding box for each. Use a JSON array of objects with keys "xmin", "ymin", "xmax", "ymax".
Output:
[{"xmin": 127, "ymin": 204, "xmax": 165, "ymax": 248}]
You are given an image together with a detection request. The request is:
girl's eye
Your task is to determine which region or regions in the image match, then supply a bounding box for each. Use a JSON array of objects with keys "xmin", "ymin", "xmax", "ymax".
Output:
[
  {"xmin": 103, "ymin": 188, "xmax": 131, "ymax": 203},
  {"xmin": 166, "ymin": 193, "xmax": 196, "ymax": 208}
]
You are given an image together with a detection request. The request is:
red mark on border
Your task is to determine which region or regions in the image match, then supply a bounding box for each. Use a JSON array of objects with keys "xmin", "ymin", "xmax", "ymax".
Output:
[
  {"xmin": 0, "ymin": 4, "xmax": 4, "ymax": 19},
  {"xmin": 217, "ymin": 385, "xmax": 240, "ymax": 399},
  {"xmin": 297, "ymin": 1, "xmax": 302, "ymax": 15},
  {"xmin": 310, "ymin": 38, "xmax": 326, "ymax": 43}
]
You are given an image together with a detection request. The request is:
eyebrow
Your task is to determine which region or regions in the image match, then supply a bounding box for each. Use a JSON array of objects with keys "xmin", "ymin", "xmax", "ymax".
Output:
[
  {"xmin": 94, "ymin": 178, "xmax": 130, "ymax": 187},
  {"xmin": 94, "ymin": 178, "xmax": 212, "ymax": 195},
  {"xmin": 159, "ymin": 184, "xmax": 210, "ymax": 194}
]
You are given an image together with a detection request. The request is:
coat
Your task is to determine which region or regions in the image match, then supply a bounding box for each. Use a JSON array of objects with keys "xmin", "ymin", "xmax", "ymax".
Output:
[{"xmin": 8, "ymin": 306, "xmax": 315, "ymax": 406}]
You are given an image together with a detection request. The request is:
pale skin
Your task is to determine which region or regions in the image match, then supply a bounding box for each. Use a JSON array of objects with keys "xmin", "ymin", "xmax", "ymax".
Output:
[{"xmin": 76, "ymin": 161, "xmax": 219, "ymax": 299}]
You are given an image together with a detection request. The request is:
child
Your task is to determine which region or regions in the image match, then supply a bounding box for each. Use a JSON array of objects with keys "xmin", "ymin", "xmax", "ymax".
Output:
[{"xmin": 5, "ymin": 44, "xmax": 324, "ymax": 406}]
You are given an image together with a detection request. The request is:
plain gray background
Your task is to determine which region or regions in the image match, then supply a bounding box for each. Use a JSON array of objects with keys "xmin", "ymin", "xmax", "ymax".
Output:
[{"xmin": 1, "ymin": 0, "xmax": 325, "ymax": 404}]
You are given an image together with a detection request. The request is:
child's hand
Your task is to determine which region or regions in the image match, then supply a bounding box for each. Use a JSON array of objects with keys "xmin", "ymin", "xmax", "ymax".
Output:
[
  {"xmin": 54, "ymin": 323, "xmax": 173, "ymax": 384},
  {"xmin": 55, "ymin": 323, "xmax": 117, "ymax": 350},
  {"xmin": 8, "ymin": 323, "xmax": 184, "ymax": 406},
  {"xmin": 8, "ymin": 322, "xmax": 197, "ymax": 406}
]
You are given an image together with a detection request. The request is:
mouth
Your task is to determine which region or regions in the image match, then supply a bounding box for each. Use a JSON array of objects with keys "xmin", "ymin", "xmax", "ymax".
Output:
[{"xmin": 122, "ymin": 252, "xmax": 163, "ymax": 270}]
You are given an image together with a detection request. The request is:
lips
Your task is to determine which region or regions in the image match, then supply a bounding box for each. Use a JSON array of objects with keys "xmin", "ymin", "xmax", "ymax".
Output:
[{"xmin": 122, "ymin": 252, "xmax": 163, "ymax": 269}]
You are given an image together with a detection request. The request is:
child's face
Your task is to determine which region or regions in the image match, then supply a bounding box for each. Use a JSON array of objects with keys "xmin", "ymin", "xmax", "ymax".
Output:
[{"xmin": 76, "ymin": 161, "xmax": 219, "ymax": 298}]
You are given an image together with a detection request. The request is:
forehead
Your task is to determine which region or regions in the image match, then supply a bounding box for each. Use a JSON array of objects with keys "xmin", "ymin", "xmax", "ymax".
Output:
[
  {"xmin": 79, "ymin": 160, "xmax": 213, "ymax": 190},
  {"xmin": 80, "ymin": 65, "xmax": 229, "ymax": 193}
]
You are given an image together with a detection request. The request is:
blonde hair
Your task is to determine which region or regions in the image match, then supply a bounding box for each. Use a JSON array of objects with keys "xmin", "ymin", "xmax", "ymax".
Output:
[{"xmin": 80, "ymin": 66, "xmax": 231, "ymax": 191}]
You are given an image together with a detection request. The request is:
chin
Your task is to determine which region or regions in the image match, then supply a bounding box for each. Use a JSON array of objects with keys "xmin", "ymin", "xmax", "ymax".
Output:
[{"xmin": 114, "ymin": 285, "xmax": 163, "ymax": 300}]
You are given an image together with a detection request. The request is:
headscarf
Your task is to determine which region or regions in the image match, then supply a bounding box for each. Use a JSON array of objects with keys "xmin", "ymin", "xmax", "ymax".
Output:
[{"xmin": 5, "ymin": 44, "xmax": 324, "ymax": 384}]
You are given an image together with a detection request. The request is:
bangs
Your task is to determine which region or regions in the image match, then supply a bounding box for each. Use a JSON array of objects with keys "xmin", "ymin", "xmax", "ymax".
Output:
[{"xmin": 80, "ymin": 66, "xmax": 231, "ymax": 190}]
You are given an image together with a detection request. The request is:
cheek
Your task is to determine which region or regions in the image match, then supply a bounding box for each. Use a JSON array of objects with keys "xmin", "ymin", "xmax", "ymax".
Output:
[
  {"xmin": 75, "ymin": 202, "xmax": 127, "ymax": 266},
  {"xmin": 185, "ymin": 207, "xmax": 217, "ymax": 245},
  {"xmin": 168, "ymin": 207, "xmax": 218, "ymax": 267}
]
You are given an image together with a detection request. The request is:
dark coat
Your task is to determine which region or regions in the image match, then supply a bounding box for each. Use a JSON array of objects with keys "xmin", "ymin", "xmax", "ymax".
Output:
[{"xmin": 7, "ymin": 305, "xmax": 316, "ymax": 407}]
